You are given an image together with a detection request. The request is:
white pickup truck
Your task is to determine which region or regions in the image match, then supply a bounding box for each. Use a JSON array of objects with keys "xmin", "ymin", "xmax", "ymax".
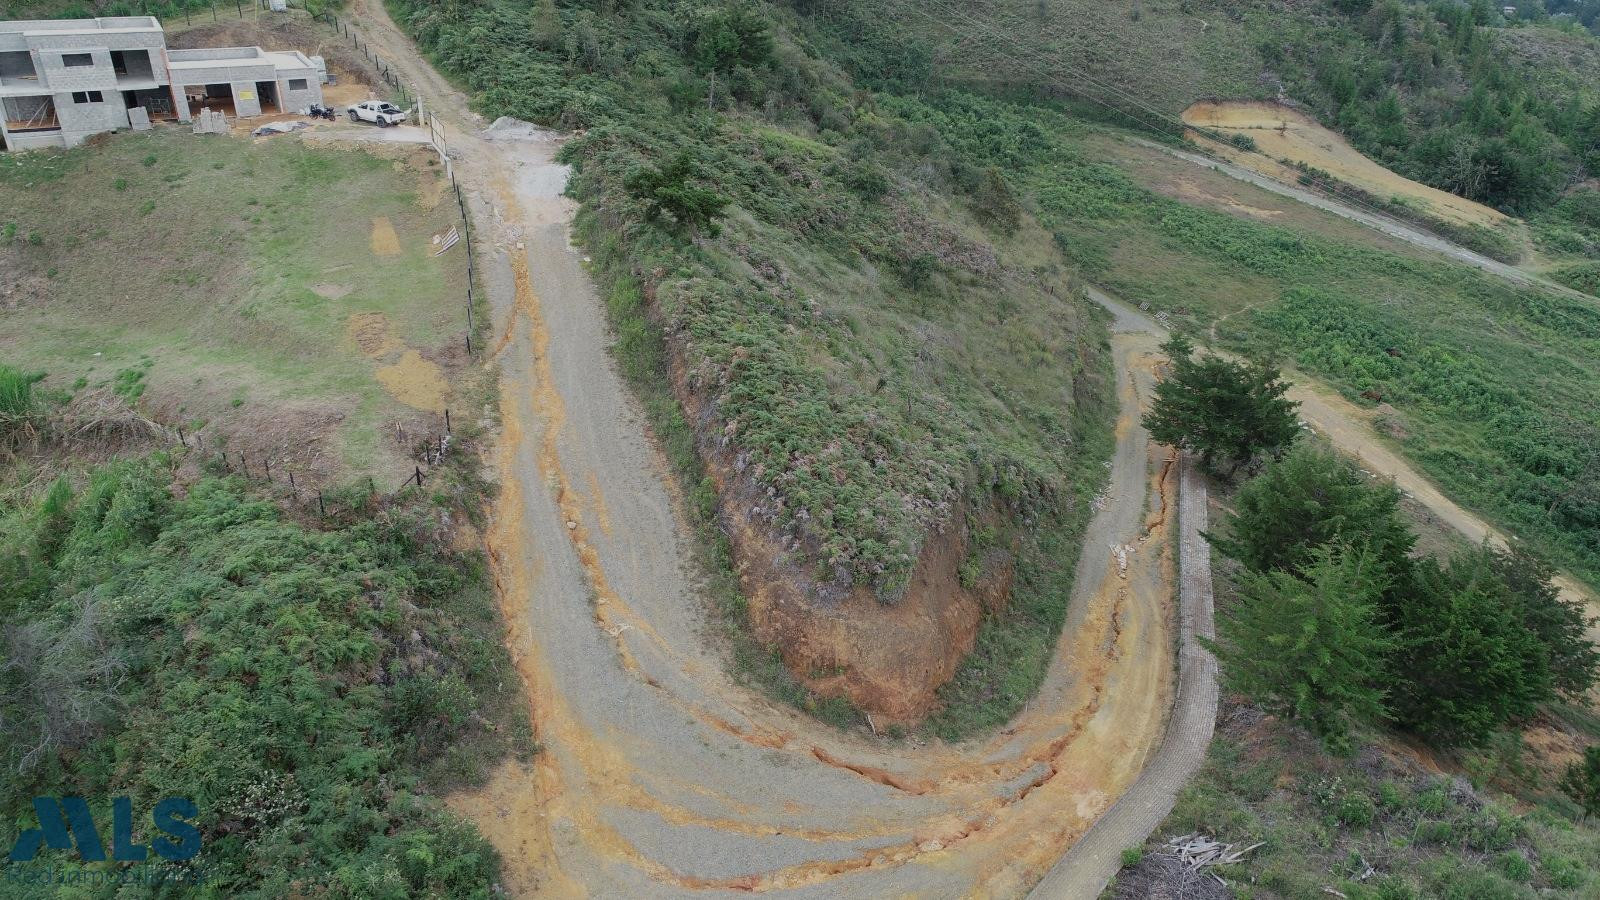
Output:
[{"xmin": 347, "ymin": 100, "xmax": 408, "ymax": 127}]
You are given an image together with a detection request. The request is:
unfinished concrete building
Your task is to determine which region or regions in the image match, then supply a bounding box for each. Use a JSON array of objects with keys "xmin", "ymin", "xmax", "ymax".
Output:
[{"xmin": 0, "ymin": 16, "xmax": 323, "ymax": 151}]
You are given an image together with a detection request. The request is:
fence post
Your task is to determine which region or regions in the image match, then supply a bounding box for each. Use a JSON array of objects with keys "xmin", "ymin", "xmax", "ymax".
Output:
[
  {"xmin": 414, "ymin": 466, "xmax": 424, "ymax": 488},
  {"xmin": 177, "ymin": 426, "xmax": 186, "ymax": 447},
  {"xmin": 239, "ymin": 451, "xmax": 248, "ymax": 477},
  {"xmin": 289, "ymin": 470, "xmax": 297, "ymax": 493},
  {"xmin": 264, "ymin": 457, "xmax": 272, "ymax": 482},
  {"xmin": 317, "ymin": 489, "xmax": 326, "ymax": 516},
  {"xmin": 444, "ymin": 408, "xmax": 451, "ymax": 433}
]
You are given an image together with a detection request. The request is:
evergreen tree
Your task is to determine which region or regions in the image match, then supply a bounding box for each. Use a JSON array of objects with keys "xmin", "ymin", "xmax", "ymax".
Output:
[
  {"xmin": 1208, "ymin": 544, "xmax": 1394, "ymax": 752},
  {"xmin": 1389, "ymin": 551, "xmax": 1554, "ymax": 745},
  {"xmin": 691, "ymin": 1, "xmax": 775, "ymax": 74},
  {"xmin": 1144, "ymin": 335, "xmax": 1300, "ymax": 477},
  {"xmin": 1561, "ymin": 746, "xmax": 1600, "ymax": 820},
  {"xmin": 1209, "ymin": 442, "xmax": 1415, "ymax": 580},
  {"xmin": 1486, "ymin": 544, "xmax": 1598, "ymax": 698}
]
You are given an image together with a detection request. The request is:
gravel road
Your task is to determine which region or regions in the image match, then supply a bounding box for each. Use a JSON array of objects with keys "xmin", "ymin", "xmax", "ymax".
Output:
[
  {"xmin": 1132, "ymin": 137, "xmax": 1592, "ymax": 303},
  {"xmin": 341, "ymin": 2, "xmax": 1194, "ymax": 892}
]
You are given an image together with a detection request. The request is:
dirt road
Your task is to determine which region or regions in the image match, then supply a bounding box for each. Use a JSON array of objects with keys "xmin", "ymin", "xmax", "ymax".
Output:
[
  {"xmin": 1029, "ymin": 301, "xmax": 1221, "ymax": 900},
  {"xmin": 1131, "ymin": 137, "xmax": 1593, "ymax": 304},
  {"xmin": 340, "ymin": 1, "xmax": 1194, "ymax": 893},
  {"xmin": 1181, "ymin": 101, "xmax": 1507, "ymax": 230}
]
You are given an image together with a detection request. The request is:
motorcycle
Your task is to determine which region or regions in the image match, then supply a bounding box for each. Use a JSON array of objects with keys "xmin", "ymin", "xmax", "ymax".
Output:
[{"xmin": 306, "ymin": 104, "xmax": 337, "ymax": 121}]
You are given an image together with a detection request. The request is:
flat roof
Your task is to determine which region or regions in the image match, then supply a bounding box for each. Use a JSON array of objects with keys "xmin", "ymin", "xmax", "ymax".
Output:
[
  {"xmin": 167, "ymin": 47, "xmax": 315, "ymax": 73},
  {"xmin": 166, "ymin": 47, "xmax": 270, "ymax": 68},
  {"xmin": 0, "ymin": 16, "xmax": 162, "ymax": 36}
]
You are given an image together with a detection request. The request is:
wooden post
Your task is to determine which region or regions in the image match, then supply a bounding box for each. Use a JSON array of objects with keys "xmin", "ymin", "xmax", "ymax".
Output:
[
  {"xmin": 177, "ymin": 426, "xmax": 186, "ymax": 447},
  {"xmin": 239, "ymin": 451, "xmax": 248, "ymax": 477},
  {"xmin": 369, "ymin": 476, "xmax": 376, "ymax": 496},
  {"xmin": 289, "ymin": 470, "xmax": 297, "ymax": 492},
  {"xmin": 414, "ymin": 466, "xmax": 424, "ymax": 488},
  {"xmin": 264, "ymin": 457, "xmax": 272, "ymax": 481},
  {"xmin": 444, "ymin": 408, "xmax": 451, "ymax": 433},
  {"xmin": 317, "ymin": 490, "xmax": 326, "ymax": 516}
]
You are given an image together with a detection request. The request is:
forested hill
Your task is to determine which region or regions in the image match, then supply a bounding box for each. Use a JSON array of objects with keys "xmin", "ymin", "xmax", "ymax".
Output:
[{"xmin": 825, "ymin": 0, "xmax": 1600, "ymax": 217}]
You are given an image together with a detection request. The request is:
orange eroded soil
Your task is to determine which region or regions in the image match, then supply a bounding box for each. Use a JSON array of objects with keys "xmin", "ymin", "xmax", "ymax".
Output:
[{"xmin": 338, "ymin": 0, "xmax": 1184, "ymax": 888}]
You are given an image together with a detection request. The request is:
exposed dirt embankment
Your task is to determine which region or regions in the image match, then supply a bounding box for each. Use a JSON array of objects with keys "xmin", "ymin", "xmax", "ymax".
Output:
[{"xmin": 661, "ymin": 309, "xmax": 1015, "ymax": 725}]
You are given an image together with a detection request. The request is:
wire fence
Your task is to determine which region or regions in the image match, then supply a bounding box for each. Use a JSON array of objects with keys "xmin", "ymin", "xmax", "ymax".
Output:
[
  {"xmin": 312, "ymin": 9, "xmax": 480, "ymax": 357},
  {"xmin": 151, "ymin": 407, "xmax": 461, "ymax": 519}
]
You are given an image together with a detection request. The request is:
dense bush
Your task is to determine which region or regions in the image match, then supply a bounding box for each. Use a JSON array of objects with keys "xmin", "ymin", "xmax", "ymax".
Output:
[
  {"xmin": 1264, "ymin": 1, "xmax": 1599, "ymax": 213},
  {"xmin": 0, "ymin": 460, "xmax": 517, "ymax": 896},
  {"xmin": 1213, "ymin": 445, "xmax": 1596, "ymax": 747}
]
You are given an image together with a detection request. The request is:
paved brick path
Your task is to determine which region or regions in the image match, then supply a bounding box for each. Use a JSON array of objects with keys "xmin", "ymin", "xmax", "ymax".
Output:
[{"xmin": 1027, "ymin": 457, "xmax": 1219, "ymax": 900}]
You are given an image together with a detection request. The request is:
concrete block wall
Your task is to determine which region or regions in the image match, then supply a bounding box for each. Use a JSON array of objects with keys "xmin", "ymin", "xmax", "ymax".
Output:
[
  {"xmin": 3, "ymin": 129, "xmax": 66, "ymax": 149},
  {"xmin": 278, "ymin": 72, "xmax": 322, "ymax": 112},
  {"xmin": 168, "ymin": 62, "xmax": 272, "ymax": 85},
  {"xmin": 229, "ymin": 81, "xmax": 261, "ymax": 117},
  {"xmin": 55, "ymin": 89, "xmax": 128, "ymax": 145},
  {"xmin": 34, "ymin": 46, "xmax": 118, "ymax": 92}
]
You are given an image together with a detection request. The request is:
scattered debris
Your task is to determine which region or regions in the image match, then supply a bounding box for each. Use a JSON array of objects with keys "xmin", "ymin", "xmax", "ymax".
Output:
[
  {"xmin": 1163, "ymin": 833, "xmax": 1263, "ymax": 886},
  {"xmin": 1111, "ymin": 542, "xmax": 1135, "ymax": 575},
  {"xmin": 432, "ymin": 225, "xmax": 461, "ymax": 256}
]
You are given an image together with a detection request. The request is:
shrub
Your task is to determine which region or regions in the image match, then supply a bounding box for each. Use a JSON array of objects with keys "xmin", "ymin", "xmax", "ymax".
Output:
[
  {"xmin": 623, "ymin": 152, "xmax": 729, "ymax": 235},
  {"xmin": 1495, "ymin": 851, "xmax": 1532, "ymax": 883},
  {"xmin": 1336, "ymin": 790, "xmax": 1377, "ymax": 827}
]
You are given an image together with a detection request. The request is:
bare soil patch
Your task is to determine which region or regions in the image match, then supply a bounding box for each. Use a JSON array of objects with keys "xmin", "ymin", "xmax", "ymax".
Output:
[
  {"xmin": 370, "ymin": 216, "xmax": 402, "ymax": 256},
  {"xmin": 1182, "ymin": 100, "xmax": 1508, "ymax": 229}
]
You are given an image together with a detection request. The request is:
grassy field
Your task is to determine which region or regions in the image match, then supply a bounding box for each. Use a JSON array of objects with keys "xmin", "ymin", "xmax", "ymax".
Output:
[
  {"xmin": 0, "ymin": 128, "xmax": 470, "ymax": 486},
  {"xmin": 865, "ymin": 88, "xmax": 1600, "ymax": 594}
]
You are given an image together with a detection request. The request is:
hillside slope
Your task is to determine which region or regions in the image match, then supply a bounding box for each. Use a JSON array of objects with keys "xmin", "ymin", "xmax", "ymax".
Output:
[{"xmin": 391, "ymin": 0, "xmax": 1112, "ymax": 723}]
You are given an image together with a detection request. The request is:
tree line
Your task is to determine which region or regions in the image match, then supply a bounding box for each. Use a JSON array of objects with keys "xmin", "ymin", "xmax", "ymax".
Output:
[{"xmin": 1146, "ymin": 338, "xmax": 1598, "ymax": 762}]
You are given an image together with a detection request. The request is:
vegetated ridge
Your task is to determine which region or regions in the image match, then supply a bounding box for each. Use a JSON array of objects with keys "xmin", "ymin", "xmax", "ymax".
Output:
[{"xmin": 391, "ymin": 0, "xmax": 1113, "ymax": 724}]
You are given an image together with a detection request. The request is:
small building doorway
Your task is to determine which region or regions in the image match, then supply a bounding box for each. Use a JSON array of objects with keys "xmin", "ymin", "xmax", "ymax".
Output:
[
  {"xmin": 123, "ymin": 88, "xmax": 177, "ymax": 122},
  {"xmin": 254, "ymin": 80, "xmax": 279, "ymax": 114},
  {"xmin": 186, "ymin": 83, "xmax": 236, "ymax": 118}
]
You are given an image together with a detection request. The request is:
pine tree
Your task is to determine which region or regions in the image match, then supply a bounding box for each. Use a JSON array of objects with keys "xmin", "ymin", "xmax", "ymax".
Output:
[
  {"xmin": 1144, "ymin": 335, "xmax": 1300, "ymax": 477},
  {"xmin": 1561, "ymin": 746, "xmax": 1600, "ymax": 820},
  {"xmin": 1389, "ymin": 551, "xmax": 1555, "ymax": 745},
  {"xmin": 1207, "ymin": 544, "xmax": 1393, "ymax": 752},
  {"xmin": 1209, "ymin": 442, "xmax": 1415, "ymax": 580}
]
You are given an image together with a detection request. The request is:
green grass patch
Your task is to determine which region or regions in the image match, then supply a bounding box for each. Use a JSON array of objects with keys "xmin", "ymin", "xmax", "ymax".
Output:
[{"xmin": 0, "ymin": 130, "xmax": 468, "ymax": 482}]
